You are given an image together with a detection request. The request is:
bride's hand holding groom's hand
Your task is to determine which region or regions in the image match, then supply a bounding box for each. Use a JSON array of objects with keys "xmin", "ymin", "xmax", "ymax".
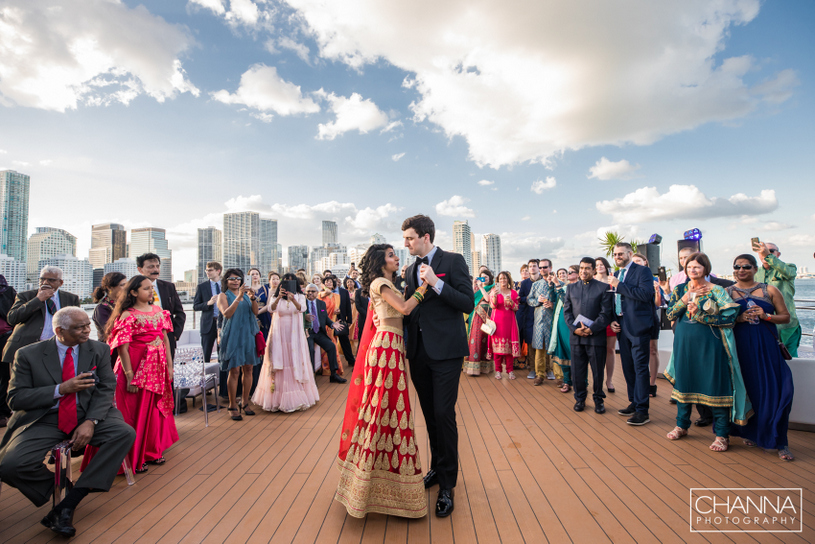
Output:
[{"xmin": 419, "ymin": 264, "xmax": 439, "ymax": 287}]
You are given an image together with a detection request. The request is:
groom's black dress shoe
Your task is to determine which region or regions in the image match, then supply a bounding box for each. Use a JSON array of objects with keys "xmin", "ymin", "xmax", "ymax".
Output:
[
  {"xmin": 329, "ymin": 374, "xmax": 347, "ymax": 384},
  {"xmin": 435, "ymin": 489, "xmax": 454, "ymax": 518},
  {"xmin": 423, "ymin": 469, "xmax": 438, "ymax": 489},
  {"xmin": 41, "ymin": 505, "xmax": 77, "ymax": 537}
]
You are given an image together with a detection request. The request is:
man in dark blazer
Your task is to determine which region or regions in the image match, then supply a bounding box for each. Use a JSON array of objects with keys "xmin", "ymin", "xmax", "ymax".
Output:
[
  {"xmin": 609, "ymin": 242, "xmax": 657, "ymax": 426},
  {"xmin": 2, "ymin": 266, "xmax": 80, "ymax": 367},
  {"xmin": 517, "ymin": 259, "xmax": 541, "ymax": 377},
  {"xmin": 402, "ymin": 215, "xmax": 474, "ymax": 518},
  {"xmin": 0, "ymin": 307, "xmax": 135, "ymax": 538},
  {"xmin": 336, "ymin": 282, "xmax": 356, "ymax": 366},
  {"xmin": 193, "ymin": 261, "xmax": 223, "ymax": 363},
  {"xmin": 563, "ymin": 258, "xmax": 614, "ymax": 413},
  {"xmin": 303, "ymin": 284, "xmax": 347, "ymax": 383}
]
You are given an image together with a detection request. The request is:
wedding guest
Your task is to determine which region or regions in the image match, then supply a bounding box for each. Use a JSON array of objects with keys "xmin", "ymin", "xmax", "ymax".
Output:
[
  {"xmin": 548, "ymin": 265, "xmax": 579, "ymax": 392},
  {"xmin": 248, "ymin": 268, "xmax": 270, "ymax": 339},
  {"xmin": 252, "ymin": 274, "xmax": 319, "ymax": 412},
  {"xmin": 3, "ymin": 266, "xmax": 80, "ymax": 376},
  {"xmin": 295, "ymin": 270, "xmax": 308, "ymax": 290},
  {"xmin": 354, "ymin": 284, "xmax": 370, "ymax": 350},
  {"xmin": 101, "ymin": 275, "xmax": 178, "ymax": 473},
  {"xmin": 631, "ymin": 253, "xmax": 664, "ymax": 397},
  {"xmin": 668, "ymin": 246, "xmax": 695, "ymax": 292},
  {"xmin": 518, "ymin": 259, "xmax": 541, "ymax": 378},
  {"xmin": 337, "ymin": 276, "xmax": 356, "ymax": 366},
  {"xmin": 193, "ymin": 261, "xmax": 222, "ymax": 366},
  {"xmin": 516, "ymin": 264, "xmax": 529, "ymax": 290},
  {"xmin": 135, "ymin": 253, "xmax": 185, "ymax": 359},
  {"xmin": 595, "ymin": 257, "xmax": 618, "ymax": 393},
  {"xmin": 0, "ymin": 307, "xmax": 135, "ymax": 538},
  {"xmin": 527, "ymin": 264, "xmax": 556, "ymax": 386},
  {"xmin": 303, "ymin": 284, "xmax": 347, "ymax": 383},
  {"xmin": 463, "ymin": 269, "xmax": 495, "ymax": 376},
  {"xmin": 564, "ymin": 258, "xmax": 614, "ymax": 414},
  {"xmin": 515, "ymin": 264, "xmax": 530, "ymax": 368},
  {"xmin": 664, "ymin": 253, "xmax": 750, "ymax": 452},
  {"xmin": 91, "ymin": 272, "xmax": 127, "ymax": 343},
  {"xmin": 556, "ymin": 268, "xmax": 568, "ymax": 284},
  {"xmin": 319, "ymin": 276, "xmax": 345, "ymax": 375},
  {"xmin": 489, "ymin": 271, "xmax": 521, "ymax": 379},
  {"xmin": 334, "ymin": 243, "xmax": 428, "ymax": 518},
  {"xmin": 727, "ymin": 254, "xmax": 794, "ymax": 460},
  {"xmin": 311, "ymin": 274, "xmax": 323, "ymax": 289},
  {"xmin": 343, "ymin": 277, "xmax": 360, "ymax": 354},
  {"xmin": 0, "ymin": 275, "xmax": 18, "ymax": 427},
  {"xmin": 217, "ymin": 268, "xmax": 261, "ymax": 421},
  {"xmin": 754, "ymin": 242, "xmax": 801, "ymax": 357}
]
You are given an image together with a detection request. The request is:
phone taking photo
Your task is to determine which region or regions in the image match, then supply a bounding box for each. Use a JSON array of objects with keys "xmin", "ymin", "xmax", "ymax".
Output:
[
  {"xmin": 751, "ymin": 236, "xmax": 760, "ymax": 249},
  {"xmin": 657, "ymin": 266, "xmax": 667, "ymax": 282}
]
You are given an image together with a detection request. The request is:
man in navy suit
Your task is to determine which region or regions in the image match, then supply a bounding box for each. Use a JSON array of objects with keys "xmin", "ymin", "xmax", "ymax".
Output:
[
  {"xmin": 303, "ymin": 284, "xmax": 347, "ymax": 383},
  {"xmin": 608, "ymin": 242, "xmax": 656, "ymax": 425},
  {"xmin": 193, "ymin": 261, "xmax": 223, "ymax": 363}
]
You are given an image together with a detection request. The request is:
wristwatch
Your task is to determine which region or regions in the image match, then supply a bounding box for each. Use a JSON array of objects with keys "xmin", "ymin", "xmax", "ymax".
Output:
[{"xmin": 91, "ymin": 419, "xmax": 99, "ymax": 425}]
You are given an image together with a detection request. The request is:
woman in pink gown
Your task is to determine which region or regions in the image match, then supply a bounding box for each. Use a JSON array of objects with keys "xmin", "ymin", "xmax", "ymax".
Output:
[
  {"xmin": 252, "ymin": 274, "xmax": 319, "ymax": 412},
  {"xmin": 488, "ymin": 271, "xmax": 521, "ymax": 379},
  {"xmin": 83, "ymin": 275, "xmax": 178, "ymax": 474}
]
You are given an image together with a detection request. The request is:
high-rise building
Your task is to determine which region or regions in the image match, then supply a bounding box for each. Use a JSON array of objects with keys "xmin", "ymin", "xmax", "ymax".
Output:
[
  {"xmin": 39, "ymin": 254, "xmax": 93, "ymax": 299},
  {"xmin": 348, "ymin": 244, "xmax": 369, "ymax": 267},
  {"xmin": 0, "ymin": 253, "xmax": 26, "ymax": 291},
  {"xmin": 0, "ymin": 170, "xmax": 31, "ymax": 263},
  {"xmin": 89, "ymin": 223, "xmax": 127, "ymax": 271},
  {"xmin": 197, "ymin": 226, "xmax": 222, "ymax": 283},
  {"xmin": 370, "ymin": 233, "xmax": 387, "ymax": 246},
  {"xmin": 393, "ymin": 247, "xmax": 411, "ymax": 271},
  {"xmin": 104, "ymin": 257, "xmax": 138, "ymax": 279},
  {"xmin": 272, "ymin": 243, "xmax": 283, "ymax": 273},
  {"xmin": 130, "ymin": 227, "xmax": 172, "ymax": 282},
  {"xmin": 287, "ymin": 245, "xmax": 309, "ymax": 273},
  {"xmin": 184, "ymin": 269, "xmax": 197, "ymax": 283},
  {"xmin": 259, "ymin": 218, "xmax": 278, "ymax": 276},
  {"xmin": 472, "ymin": 250, "xmax": 482, "ymax": 273},
  {"xmin": 223, "ymin": 212, "xmax": 259, "ymax": 272},
  {"xmin": 27, "ymin": 227, "xmax": 77, "ymax": 282},
  {"xmin": 322, "ymin": 220, "xmax": 338, "ymax": 246},
  {"xmin": 482, "ymin": 233, "xmax": 502, "ymax": 275},
  {"xmin": 453, "ymin": 220, "xmax": 473, "ymax": 274}
]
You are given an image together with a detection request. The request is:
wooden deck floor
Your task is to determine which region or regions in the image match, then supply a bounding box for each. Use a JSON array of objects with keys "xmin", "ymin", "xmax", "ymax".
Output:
[{"xmin": 1, "ymin": 365, "xmax": 813, "ymax": 543}]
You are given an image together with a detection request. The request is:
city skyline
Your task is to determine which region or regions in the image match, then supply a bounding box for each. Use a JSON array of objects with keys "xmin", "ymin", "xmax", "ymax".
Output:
[{"xmin": 0, "ymin": 2, "xmax": 813, "ymax": 279}]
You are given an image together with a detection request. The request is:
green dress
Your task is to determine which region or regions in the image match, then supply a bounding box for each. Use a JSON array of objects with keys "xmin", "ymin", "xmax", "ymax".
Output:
[
  {"xmin": 664, "ymin": 284, "xmax": 752, "ymax": 426},
  {"xmin": 547, "ymin": 284, "xmax": 572, "ymax": 385}
]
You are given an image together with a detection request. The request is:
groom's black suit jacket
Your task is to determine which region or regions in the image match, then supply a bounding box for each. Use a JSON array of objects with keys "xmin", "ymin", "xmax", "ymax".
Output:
[{"xmin": 404, "ymin": 247, "xmax": 474, "ymax": 361}]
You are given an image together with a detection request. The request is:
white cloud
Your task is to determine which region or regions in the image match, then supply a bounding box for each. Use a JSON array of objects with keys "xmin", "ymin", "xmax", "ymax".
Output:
[
  {"xmin": 278, "ymin": 36, "xmax": 311, "ymax": 64},
  {"xmin": 211, "ymin": 64, "xmax": 320, "ymax": 118},
  {"xmin": 477, "ymin": 180, "xmax": 494, "ymax": 186},
  {"xmin": 12, "ymin": 160, "xmax": 29, "ymax": 166},
  {"xmin": 188, "ymin": 0, "xmax": 225, "ymax": 15},
  {"xmin": 282, "ymin": 0, "xmax": 796, "ymax": 168},
  {"xmin": 596, "ymin": 185, "xmax": 778, "ymax": 223},
  {"xmin": 188, "ymin": 0, "xmax": 274, "ymax": 30},
  {"xmin": 531, "ymin": 177, "xmax": 556, "ymax": 194},
  {"xmin": 345, "ymin": 203, "xmax": 403, "ymax": 234},
  {"xmin": 762, "ymin": 221, "xmax": 794, "ymax": 231},
  {"xmin": 588, "ymin": 157, "xmax": 641, "ymax": 180},
  {"xmin": 316, "ymin": 92, "xmax": 390, "ymax": 140},
  {"xmin": 39, "ymin": 159, "xmax": 52, "ymax": 166},
  {"xmin": 0, "ymin": 0, "xmax": 199, "ymax": 112},
  {"xmin": 786, "ymin": 234, "xmax": 815, "ymax": 247},
  {"xmin": 391, "ymin": 152, "xmax": 406, "ymax": 161},
  {"xmin": 435, "ymin": 195, "xmax": 475, "ymax": 218},
  {"xmin": 0, "ymin": 149, "xmax": 6, "ymax": 154}
]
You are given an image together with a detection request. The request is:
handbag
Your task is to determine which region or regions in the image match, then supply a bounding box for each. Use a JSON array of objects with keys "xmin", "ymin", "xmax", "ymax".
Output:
[
  {"xmin": 334, "ymin": 319, "xmax": 350, "ymax": 337},
  {"xmin": 761, "ymin": 320, "xmax": 793, "ymax": 360},
  {"xmin": 254, "ymin": 331, "xmax": 266, "ymax": 357},
  {"xmin": 480, "ymin": 318, "xmax": 496, "ymax": 336}
]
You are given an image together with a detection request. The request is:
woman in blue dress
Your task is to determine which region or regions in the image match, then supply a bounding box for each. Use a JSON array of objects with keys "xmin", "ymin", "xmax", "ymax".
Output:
[
  {"xmin": 218, "ymin": 268, "xmax": 261, "ymax": 421},
  {"xmin": 726, "ymin": 254, "xmax": 794, "ymax": 460}
]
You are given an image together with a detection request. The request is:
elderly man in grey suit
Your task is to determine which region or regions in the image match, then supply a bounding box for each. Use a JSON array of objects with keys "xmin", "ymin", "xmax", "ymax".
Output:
[{"xmin": 0, "ymin": 307, "xmax": 135, "ymax": 538}]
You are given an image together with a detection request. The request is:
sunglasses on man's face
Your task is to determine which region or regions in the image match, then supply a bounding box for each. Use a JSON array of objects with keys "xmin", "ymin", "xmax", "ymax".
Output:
[{"xmin": 733, "ymin": 265, "xmax": 754, "ymax": 270}]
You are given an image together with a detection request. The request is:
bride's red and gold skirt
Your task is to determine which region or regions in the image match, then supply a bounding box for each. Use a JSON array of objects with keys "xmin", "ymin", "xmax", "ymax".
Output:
[{"xmin": 335, "ymin": 326, "xmax": 427, "ymax": 518}]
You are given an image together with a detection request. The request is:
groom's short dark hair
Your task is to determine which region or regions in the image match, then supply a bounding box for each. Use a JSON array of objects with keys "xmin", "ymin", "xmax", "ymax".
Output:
[{"xmin": 401, "ymin": 215, "xmax": 435, "ymax": 243}]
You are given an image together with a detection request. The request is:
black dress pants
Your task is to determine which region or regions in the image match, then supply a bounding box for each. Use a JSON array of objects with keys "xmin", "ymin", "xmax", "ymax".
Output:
[
  {"xmin": 408, "ymin": 334, "xmax": 461, "ymax": 490},
  {"xmin": 308, "ymin": 331, "xmax": 339, "ymax": 374},
  {"xmin": 618, "ymin": 325, "xmax": 651, "ymax": 415},
  {"xmin": 337, "ymin": 334, "xmax": 355, "ymax": 365},
  {"xmin": 571, "ymin": 343, "xmax": 606, "ymax": 403}
]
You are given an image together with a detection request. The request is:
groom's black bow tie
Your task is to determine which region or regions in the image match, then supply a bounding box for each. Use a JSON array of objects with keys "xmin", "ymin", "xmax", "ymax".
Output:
[{"xmin": 416, "ymin": 256, "xmax": 429, "ymax": 267}]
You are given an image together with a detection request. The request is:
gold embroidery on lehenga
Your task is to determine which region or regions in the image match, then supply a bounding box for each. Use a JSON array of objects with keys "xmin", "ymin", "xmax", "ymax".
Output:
[
  {"xmin": 396, "ymin": 393, "xmax": 405, "ymax": 412},
  {"xmin": 361, "ymin": 388, "xmax": 369, "ymax": 405},
  {"xmin": 398, "ymin": 357, "xmax": 405, "ymax": 371},
  {"xmin": 399, "ymin": 412, "xmax": 408, "ymax": 430},
  {"xmin": 370, "ymin": 389, "xmax": 379, "ymax": 408},
  {"xmin": 380, "ymin": 391, "xmax": 389, "ymax": 410},
  {"xmin": 382, "ymin": 333, "xmax": 391, "ymax": 349},
  {"xmin": 407, "ymin": 458, "xmax": 415, "ymax": 474},
  {"xmin": 392, "ymin": 452, "xmax": 399, "ymax": 469},
  {"xmin": 390, "ymin": 411, "xmax": 398, "ymax": 428},
  {"xmin": 399, "ymin": 457, "xmax": 408, "ymax": 475},
  {"xmin": 365, "ymin": 453, "xmax": 374, "ymax": 471},
  {"xmin": 397, "ymin": 374, "xmax": 406, "ymax": 391},
  {"xmin": 393, "ymin": 428, "xmax": 401, "ymax": 446},
  {"xmin": 363, "ymin": 405, "xmax": 372, "ymax": 423},
  {"xmin": 375, "ymin": 370, "xmax": 384, "ymax": 387},
  {"xmin": 408, "ymin": 437, "xmax": 416, "ymax": 456},
  {"xmin": 388, "ymin": 352, "xmax": 397, "ymax": 369},
  {"xmin": 377, "ymin": 432, "xmax": 387, "ymax": 452},
  {"xmin": 384, "ymin": 372, "xmax": 393, "ymax": 389},
  {"xmin": 342, "ymin": 431, "xmax": 349, "ymax": 441},
  {"xmin": 378, "ymin": 351, "xmax": 388, "ymax": 368},
  {"xmin": 351, "ymin": 426, "xmax": 359, "ymax": 444},
  {"xmin": 365, "ymin": 368, "xmax": 373, "ymax": 385},
  {"xmin": 385, "ymin": 434, "xmax": 394, "ymax": 453},
  {"xmin": 399, "ymin": 438, "xmax": 408, "ymax": 456},
  {"xmin": 354, "ymin": 377, "xmax": 362, "ymax": 386}
]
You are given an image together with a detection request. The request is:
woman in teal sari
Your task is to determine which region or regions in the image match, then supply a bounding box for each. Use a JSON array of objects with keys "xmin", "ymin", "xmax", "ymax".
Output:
[
  {"xmin": 548, "ymin": 266, "xmax": 578, "ymax": 392},
  {"xmin": 464, "ymin": 269, "xmax": 495, "ymax": 376},
  {"xmin": 664, "ymin": 253, "xmax": 752, "ymax": 452}
]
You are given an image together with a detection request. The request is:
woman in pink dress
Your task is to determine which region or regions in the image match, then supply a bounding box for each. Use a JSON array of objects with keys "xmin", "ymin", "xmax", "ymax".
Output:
[
  {"xmin": 252, "ymin": 274, "xmax": 319, "ymax": 412},
  {"xmin": 86, "ymin": 275, "xmax": 178, "ymax": 474},
  {"xmin": 488, "ymin": 271, "xmax": 521, "ymax": 379}
]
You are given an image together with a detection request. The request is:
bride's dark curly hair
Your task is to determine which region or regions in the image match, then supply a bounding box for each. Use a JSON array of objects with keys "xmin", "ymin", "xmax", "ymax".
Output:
[{"xmin": 359, "ymin": 243, "xmax": 393, "ymax": 296}]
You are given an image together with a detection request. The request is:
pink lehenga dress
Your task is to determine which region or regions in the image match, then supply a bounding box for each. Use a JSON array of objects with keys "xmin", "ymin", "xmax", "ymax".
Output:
[
  {"xmin": 82, "ymin": 306, "xmax": 178, "ymax": 472},
  {"xmin": 252, "ymin": 293, "xmax": 319, "ymax": 412}
]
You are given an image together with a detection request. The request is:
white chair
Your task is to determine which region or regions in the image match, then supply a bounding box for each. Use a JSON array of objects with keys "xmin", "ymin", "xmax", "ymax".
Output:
[{"xmin": 174, "ymin": 347, "xmax": 220, "ymax": 427}]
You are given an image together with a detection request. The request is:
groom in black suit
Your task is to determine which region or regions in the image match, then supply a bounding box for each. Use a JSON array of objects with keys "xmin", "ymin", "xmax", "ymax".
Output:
[{"xmin": 402, "ymin": 215, "xmax": 474, "ymax": 518}]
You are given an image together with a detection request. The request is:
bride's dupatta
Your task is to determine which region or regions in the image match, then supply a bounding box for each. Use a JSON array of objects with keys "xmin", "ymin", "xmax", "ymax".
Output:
[{"xmin": 337, "ymin": 300, "xmax": 376, "ymax": 462}]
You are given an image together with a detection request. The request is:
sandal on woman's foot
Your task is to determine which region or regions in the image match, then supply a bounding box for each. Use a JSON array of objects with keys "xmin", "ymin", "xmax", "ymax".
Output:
[
  {"xmin": 666, "ymin": 427, "xmax": 688, "ymax": 440},
  {"xmin": 742, "ymin": 439, "xmax": 757, "ymax": 448},
  {"xmin": 559, "ymin": 383, "xmax": 571, "ymax": 393},
  {"xmin": 778, "ymin": 447, "xmax": 794, "ymax": 461},
  {"xmin": 495, "ymin": 372, "xmax": 502, "ymax": 380},
  {"xmin": 147, "ymin": 457, "xmax": 166, "ymax": 465},
  {"xmin": 709, "ymin": 436, "xmax": 729, "ymax": 452},
  {"xmin": 228, "ymin": 408, "xmax": 242, "ymax": 421},
  {"xmin": 241, "ymin": 403, "xmax": 255, "ymax": 416},
  {"xmin": 135, "ymin": 463, "xmax": 148, "ymax": 474},
  {"xmin": 508, "ymin": 371, "xmax": 516, "ymax": 380}
]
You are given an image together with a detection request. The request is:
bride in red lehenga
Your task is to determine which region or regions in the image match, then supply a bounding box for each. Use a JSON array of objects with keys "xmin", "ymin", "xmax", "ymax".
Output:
[{"xmin": 334, "ymin": 244, "xmax": 428, "ymax": 518}]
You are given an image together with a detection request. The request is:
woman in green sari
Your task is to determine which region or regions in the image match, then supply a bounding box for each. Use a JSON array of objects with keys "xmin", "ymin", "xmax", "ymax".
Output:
[
  {"xmin": 464, "ymin": 269, "xmax": 496, "ymax": 376},
  {"xmin": 548, "ymin": 266, "xmax": 578, "ymax": 392},
  {"xmin": 664, "ymin": 253, "xmax": 752, "ymax": 452}
]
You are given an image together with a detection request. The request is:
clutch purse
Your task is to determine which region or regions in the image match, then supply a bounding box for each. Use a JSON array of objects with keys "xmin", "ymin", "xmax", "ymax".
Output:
[{"xmin": 480, "ymin": 318, "xmax": 497, "ymax": 336}]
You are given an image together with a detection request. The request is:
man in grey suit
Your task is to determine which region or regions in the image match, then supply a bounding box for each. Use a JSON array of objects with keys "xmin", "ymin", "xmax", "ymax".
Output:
[
  {"xmin": 0, "ymin": 308, "xmax": 135, "ymax": 537},
  {"xmin": 1, "ymin": 266, "xmax": 80, "ymax": 367},
  {"xmin": 564, "ymin": 257, "xmax": 614, "ymax": 414}
]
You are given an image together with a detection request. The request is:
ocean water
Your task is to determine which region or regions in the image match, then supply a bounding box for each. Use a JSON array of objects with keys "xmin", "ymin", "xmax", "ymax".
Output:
[{"xmin": 794, "ymin": 278, "xmax": 814, "ymax": 351}]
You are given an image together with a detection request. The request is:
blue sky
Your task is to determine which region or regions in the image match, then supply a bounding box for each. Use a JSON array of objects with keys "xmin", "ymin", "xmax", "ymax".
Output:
[{"xmin": 1, "ymin": 0, "xmax": 813, "ymax": 279}]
